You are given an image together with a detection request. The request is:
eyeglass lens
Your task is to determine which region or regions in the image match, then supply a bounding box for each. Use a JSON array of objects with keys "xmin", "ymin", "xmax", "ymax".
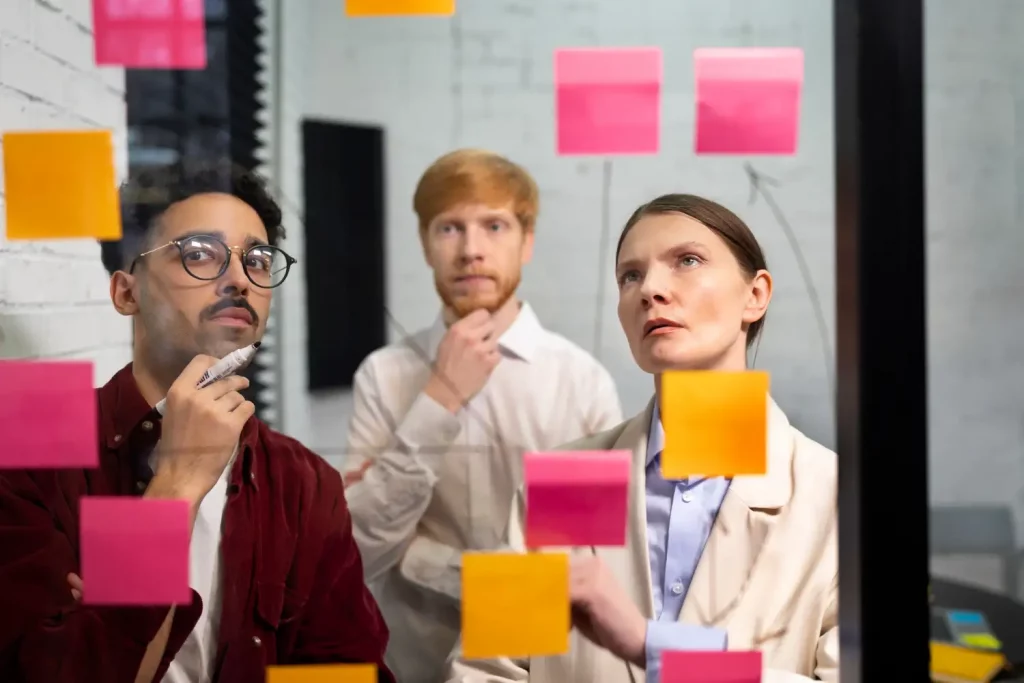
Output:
[{"xmin": 180, "ymin": 236, "xmax": 291, "ymax": 287}]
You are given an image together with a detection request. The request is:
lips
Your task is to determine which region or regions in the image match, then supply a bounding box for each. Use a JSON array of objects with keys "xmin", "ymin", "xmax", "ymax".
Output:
[
  {"xmin": 211, "ymin": 307, "xmax": 254, "ymax": 325},
  {"xmin": 643, "ymin": 317, "xmax": 682, "ymax": 337}
]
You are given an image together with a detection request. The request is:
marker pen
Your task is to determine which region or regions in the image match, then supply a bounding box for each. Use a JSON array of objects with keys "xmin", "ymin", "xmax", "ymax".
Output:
[{"xmin": 154, "ymin": 341, "xmax": 261, "ymax": 415}]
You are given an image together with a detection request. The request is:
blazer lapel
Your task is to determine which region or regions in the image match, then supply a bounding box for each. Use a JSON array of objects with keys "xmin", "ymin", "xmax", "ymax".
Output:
[
  {"xmin": 594, "ymin": 400, "xmax": 657, "ymax": 620},
  {"xmin": 678, "ymin": 399, "xmax": 794, "ymax": 646}
]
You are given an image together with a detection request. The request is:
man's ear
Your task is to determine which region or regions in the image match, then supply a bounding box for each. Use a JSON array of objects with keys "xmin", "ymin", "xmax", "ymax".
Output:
[
  {"xmin": 520, "ymin": 230, "xmax": 535, "ymax": 266},
  {"xmin": 110, "ymin": 270, "xmax": 140, "ymax": 317}
]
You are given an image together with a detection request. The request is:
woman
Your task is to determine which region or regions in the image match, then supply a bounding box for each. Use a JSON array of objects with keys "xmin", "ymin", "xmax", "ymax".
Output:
[{"xmin": 447, "ymin": 194, "xmax": 838, "ymax": 683}]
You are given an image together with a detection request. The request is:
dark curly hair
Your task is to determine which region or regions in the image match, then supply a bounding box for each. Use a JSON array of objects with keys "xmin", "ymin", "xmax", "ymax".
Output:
[{"xmin": 100, "ymin": 161, "xmax": 284, "ymax": 275}]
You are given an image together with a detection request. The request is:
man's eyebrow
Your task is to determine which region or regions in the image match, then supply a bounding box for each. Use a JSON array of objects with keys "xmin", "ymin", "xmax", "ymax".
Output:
[{"xmin": 175, "ymin": 229, "xmax": 226, "ymax": 242}]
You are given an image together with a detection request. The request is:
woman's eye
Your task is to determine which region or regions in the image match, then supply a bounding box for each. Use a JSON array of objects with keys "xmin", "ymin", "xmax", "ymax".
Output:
[
  {"xmin": 679, "ymin": 254, "xmax": 701, "ymax": 267},
  {"xmin": 618, "ymin": 271, "xmax": 639, "ymax": 285}
]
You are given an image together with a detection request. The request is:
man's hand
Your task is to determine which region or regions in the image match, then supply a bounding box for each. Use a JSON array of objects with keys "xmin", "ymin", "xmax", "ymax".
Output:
[
  {"xmin": 570, "ymin": 555, "xmax": 648, "ymax": 668},
  {"xmin": 423, "ymin": 309, "xmax": 501, "ymax": 413},
  {"xmin": 150, "ymin": 355, "xmax": 255, "ymax": 507}
]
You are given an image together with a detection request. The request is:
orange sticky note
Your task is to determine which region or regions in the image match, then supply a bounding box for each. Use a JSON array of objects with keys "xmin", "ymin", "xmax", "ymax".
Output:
[
  {"xmin": 660, "ymin": 370, "xmax": 769, "ymax": 478},
  {"xmin": 266, "ymin": 664, "xmax": 376, "ymax": 683},
  {"xmin": 461, "ymin": 552, "xmax": 570, "ymax": 659},
  {"xmin": 930, "ymin": 641, "xmax": 1006, "ymax": 682},
  {"xmin": 2, "ymin": 130, "xmax": 121, "ymax": 240},
  {"xmin": 345, "ymin": 0, "xmax": 454, "ymax": 16}
]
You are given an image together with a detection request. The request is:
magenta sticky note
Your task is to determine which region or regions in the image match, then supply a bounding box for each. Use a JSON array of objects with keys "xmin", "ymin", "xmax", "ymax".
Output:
[
  {"xmin": 555, "ymin": 47, "xmax": 662, "ymax": 155},
  {"xmin": 0, "ymin": 361, "xmax": 98, "ymax": 469},
  {"xmin": 80, "ymin": 497, "xmax": 192, "ymax": 605},
  {"xmin": 524, "ymin": 450, "xmax": 631, "ymax": 548},
  {"xmin": 694, "ymin": 47, "xmax": 804, "ymax": 155},
  {"xmin": 93, "ymin": 0, "xmax": 207, "ymax": 70},
  {"xmin": 662, "ymin": 650, "xmax": 762, "ymax": 682}
]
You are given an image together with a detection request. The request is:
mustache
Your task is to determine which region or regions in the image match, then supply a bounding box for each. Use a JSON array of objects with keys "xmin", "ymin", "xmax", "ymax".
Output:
[{"xmin": 203, "ymin": 297, "xmax": 259, "ymax": 325}]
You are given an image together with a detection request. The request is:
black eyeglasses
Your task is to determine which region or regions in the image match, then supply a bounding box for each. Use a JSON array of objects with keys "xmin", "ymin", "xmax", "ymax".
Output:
[{"xmin": 129, "ymin": 234, "xmax": 297, "ymax": 289}]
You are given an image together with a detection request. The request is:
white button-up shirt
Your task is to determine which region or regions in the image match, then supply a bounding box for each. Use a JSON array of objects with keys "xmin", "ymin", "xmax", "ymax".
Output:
[{"xmin": 342, "ymin": 303, "xmax": 622, "ymax": 683}]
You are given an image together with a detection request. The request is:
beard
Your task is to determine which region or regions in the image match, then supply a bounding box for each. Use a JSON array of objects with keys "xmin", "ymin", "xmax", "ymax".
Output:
[{"xmin": 436, "ymin": 268, "xmax": 521, "ymax": 319}]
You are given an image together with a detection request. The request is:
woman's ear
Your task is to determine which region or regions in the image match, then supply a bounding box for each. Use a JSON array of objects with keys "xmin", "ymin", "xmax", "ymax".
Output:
[
  {"xmin": 742, "ymin": 269, "xmax": 773, "ymax": 325},
  {"xmin": 109, "ymin": 270, "xmax": 140, "ymax": 317}
]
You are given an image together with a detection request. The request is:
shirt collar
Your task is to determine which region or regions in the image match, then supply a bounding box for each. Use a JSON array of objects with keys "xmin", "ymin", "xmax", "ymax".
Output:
[
  {"xmin": 646, "ymin": 400, "xmax": 665, "ymax": 467},
  {"xmin": 98, "ymin": 363, "xmax": 260, "ymax": 489},
  {"xmin": 426, "ymin": 302, "xmax": 544, "ymax": 363}
]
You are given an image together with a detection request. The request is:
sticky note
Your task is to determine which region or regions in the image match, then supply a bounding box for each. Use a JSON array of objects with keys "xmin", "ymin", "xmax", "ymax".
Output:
[
  {"xmin": 346, "ymin": 0, "xmax": 454, "ymax": 16},
  {"xmin": 930, "ymin": 641, "xmax": 1006, "ymax": 682},
  {"xmin": 266, "ymin": 664, "xmax": 377, "ymax": 683},
  {"xmin": 524, "ymin": 450, "xmax": 630, "ymax": 548},
  {"xmin": 92, "ymin": 0, "xmax": 207, "ymax": 69},
  {"xmin": 2, "ymin": 130, "xmax": 121, "ymax": 241},
  {"xmin": 960, "ymin": 633, "xmax": 1002, "ymax": 650},
  {"xmin": 80, "ymin": 497, "xmax": 191, "ymax": 605},
  {"xmin": 947, "ymin": 610, "xmax": 986, "ymax": 625},
  {"xmin": 461, "ymin": 552, "xmax": 569, "ymax": 659},
  {"xmin": 694, "ymin": 47, "xmax": 804, "ymax": 155},
  {"xmin": 0, "ymin": 361, "xmax": 98, "ymax": 469},
  {"xmin": 662, "ymin": 650, "xmax": 761, "ymax": 682},
  {"xmin": 555, "ymin": 47, "xmax": 662, "ymax": 155},
  {"xmin": 660, "ymin": 371, "xmax": 769, "ymax": 479}
]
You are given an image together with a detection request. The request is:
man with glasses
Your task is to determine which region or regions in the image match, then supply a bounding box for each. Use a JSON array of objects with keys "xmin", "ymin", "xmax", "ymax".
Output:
[{"xmin": 0, "ymin": 164, "xmax": 394, "ymax": 683}]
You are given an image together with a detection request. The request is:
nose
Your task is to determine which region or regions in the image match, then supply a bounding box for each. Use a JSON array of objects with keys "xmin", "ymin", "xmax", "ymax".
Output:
[
  {"xmin": 458, "ymin": 224, "xmax": 485, "ymax": 264},
  {"xmin": 216, "ymin": 247, "xmax": 251, "ymax": 297},
  {"xmin": 638, "ymin": 264, "xmax": 671, "ymax": 310}
]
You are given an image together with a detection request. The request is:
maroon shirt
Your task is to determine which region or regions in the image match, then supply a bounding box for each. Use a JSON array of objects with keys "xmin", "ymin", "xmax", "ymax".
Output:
[{"xmin": 0, "ymin": 364, "xmax": 395, "ymax": 683}]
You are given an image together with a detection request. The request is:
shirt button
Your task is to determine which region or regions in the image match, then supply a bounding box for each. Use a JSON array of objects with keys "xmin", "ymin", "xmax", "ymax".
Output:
[
  {"xmin": 141, "ymin": 420, "xmax": 154, "ymax": 431},
  {"xmin": 113, "ymin": 435, "xmax": 122, "ymax": 443},
  {"xmin": 252, "ymin": 636, "xmax": 262, "ymax": 647},
  {"xmin": 671, "ymin": 583, "xmax": 684, "ymax": 595},
  {"xmin": 681, "ymin": 492, "xmax": 693, "ymax": 503},
  {"xmin": 135, "ymin": 481, "xmax": 146, "ymax": 493}
]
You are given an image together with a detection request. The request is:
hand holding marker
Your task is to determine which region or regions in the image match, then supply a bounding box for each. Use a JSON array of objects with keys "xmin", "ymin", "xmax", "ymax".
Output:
[{"xmin": 154, "ymin": 342, "xmax": 261, "ymax": 416}]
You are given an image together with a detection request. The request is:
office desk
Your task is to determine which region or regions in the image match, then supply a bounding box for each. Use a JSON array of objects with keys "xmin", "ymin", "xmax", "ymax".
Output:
[{"xmin": 933, "ymin": 577, "xmax": 1024, "ymax": 675}]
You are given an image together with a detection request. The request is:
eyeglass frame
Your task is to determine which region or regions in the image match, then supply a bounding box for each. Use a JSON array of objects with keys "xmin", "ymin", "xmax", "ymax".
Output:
[{"xmin": 128, "ymin": 233, "xmax": 298, "ymax": 289}]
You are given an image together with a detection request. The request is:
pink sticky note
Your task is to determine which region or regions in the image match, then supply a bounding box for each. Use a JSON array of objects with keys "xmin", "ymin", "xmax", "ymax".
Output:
[
  {"xmin": 80, "ymin": 497, "xmax": 192, "ymax": 605},
  {"xmin": 93, "ymin": 0, "xmax": 207, "ymax": 69},
  {"xmin": 0, "ymin": 361, "xmax": 98, "ymax": 469},
  {"xmin": 524, "ymin": 450, "xmax": 631, "ymax": 548},
  {"xmin": 555, "ymin": 47, "xmax": 662, "ymax": 155},
  {"xmin": 694, "ymin": 47, "xmax": 804, "ymax": 155},
  {"xmin": 663, "ymin": 650, "xmax": 762, "ymax": 682}
]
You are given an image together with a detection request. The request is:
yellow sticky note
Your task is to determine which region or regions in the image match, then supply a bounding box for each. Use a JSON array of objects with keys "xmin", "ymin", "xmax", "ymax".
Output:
[
  {"xmin": 2, "ymin": 130, "xmax": 121, "ymax": 241},
  {"xmin": 346, "ymin": 0, "xmax": 454, "ymax": 16},
  {"xmin": 266, "ymin": 664, "xmax": 376, "ymax": 683},
  {"xmin": 661, "ymin": 370, "xmax": 769, "ymax": 479},
  {"xmin": 930, "ymin": 641, "xmax": 1006, "ymax": 682},
  {"xmin": 959, "ymin": 633, "xmax": 1002, "ymax": 650},
  {"xmin": 461, "ymin": 552, "xmax": 570, "ymax": 659}
]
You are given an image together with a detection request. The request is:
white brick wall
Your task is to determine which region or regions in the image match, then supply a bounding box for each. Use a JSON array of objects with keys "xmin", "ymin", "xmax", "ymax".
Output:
[
  {"xmin": 272, "ymin": 1, "xmax": 1024, "ymax": 553},
  {"xmin": 0, "ymin": 0, "xmax": 131, "ymax": 383}
]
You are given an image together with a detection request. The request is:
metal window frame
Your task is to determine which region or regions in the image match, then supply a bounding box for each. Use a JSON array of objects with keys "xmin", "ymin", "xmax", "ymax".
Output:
[{"xmin": 834, "ymin": 0, "xmax": 931, "ymax": 679}]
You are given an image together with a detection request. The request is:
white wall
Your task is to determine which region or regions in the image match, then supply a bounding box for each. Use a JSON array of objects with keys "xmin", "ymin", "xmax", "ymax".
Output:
[
  {"xmin": 0, "ymin": 0, "xmax": 131, "ymax": 382},
  {"xmin": 276, "ymin": 0, "xmax": 837, "ymax": 466},
  {"xmin": 275, "ymin": 1, "xmax": 1024, "ymax": 562}
]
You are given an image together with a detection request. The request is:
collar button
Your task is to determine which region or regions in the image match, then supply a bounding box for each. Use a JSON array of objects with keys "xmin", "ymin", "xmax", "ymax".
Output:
[{"xmin": 141, "ymin": 420, "xmax": 154, "ymax": 431}]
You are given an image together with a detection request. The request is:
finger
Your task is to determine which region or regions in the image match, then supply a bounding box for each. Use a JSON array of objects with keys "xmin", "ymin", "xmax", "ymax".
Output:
[
  {"xmin": 231, "ymin": 400, "xmax": 257, "ymax": 425},
  {"xmin": 67, "ymin": 572, "xmax": 83, "ymax": 591},
  {"xmin": 71, "ymin": 588, "xmax": 82, "ymax": 602},
  {"xmin": 201, "ymin": 375, "xmax": 250, "ymax": 400},
  {"xmin": 173, "ymin": 354, "xmax": 221, "ymax": 389},
  {"xmin": 458, "ymin": 309, "xmax": 491, "ymax": 328},
  {"xmin": 214, "ymin": 390, "xmax": 247, "ymax": 412}
]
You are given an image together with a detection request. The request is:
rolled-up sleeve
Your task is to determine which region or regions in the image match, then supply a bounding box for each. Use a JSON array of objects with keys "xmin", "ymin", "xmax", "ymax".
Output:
[{"xmin": 644, "ymin": 621, "xmax": 728, "ymax": 683}]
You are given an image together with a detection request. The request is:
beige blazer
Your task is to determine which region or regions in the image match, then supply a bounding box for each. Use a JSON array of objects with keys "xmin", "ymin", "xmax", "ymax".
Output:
[{"xmin": 446, "ymin": 398, "xmax": 839, "ymax": 683}]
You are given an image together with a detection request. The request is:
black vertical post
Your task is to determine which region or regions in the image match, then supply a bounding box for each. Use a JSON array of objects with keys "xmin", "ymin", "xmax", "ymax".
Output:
[{"xmin": 834, "ymin": 0, "xmax": 930, "ymax": 680}]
